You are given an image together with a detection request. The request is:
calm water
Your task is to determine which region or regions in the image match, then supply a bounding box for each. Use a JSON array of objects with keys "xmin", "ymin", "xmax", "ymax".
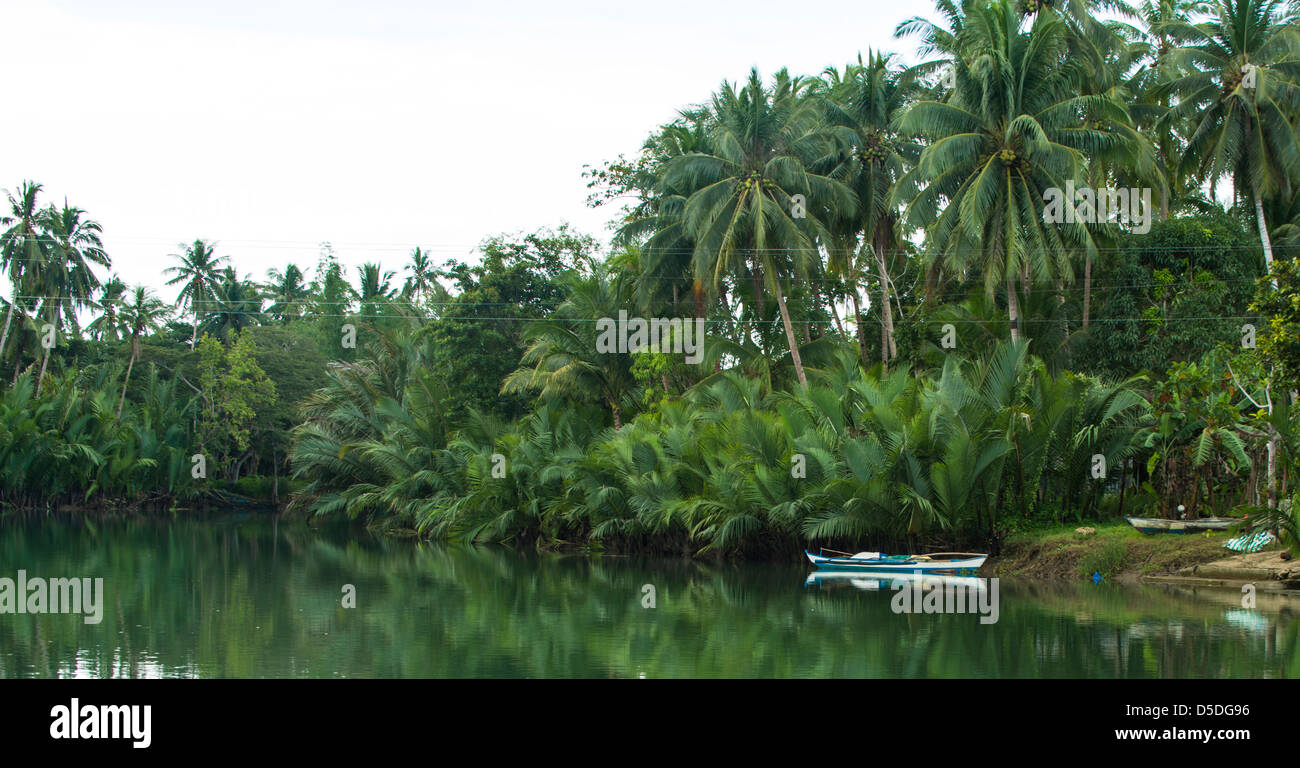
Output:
[{"xmin": 0, "ymin": 512, "xmax": 1295, "ymax": 678}]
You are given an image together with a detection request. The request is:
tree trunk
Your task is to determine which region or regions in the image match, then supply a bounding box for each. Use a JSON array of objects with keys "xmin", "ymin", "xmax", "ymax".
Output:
[
  {"xmin": 1116, "ymin": 458, "xmax": 1127, "ymax": 519},
  {"xmin": 1082, "ymin": 251, "xmax": 1092, "ymax": 329},
  {"xmin": 11, "ymin": 337, "xmax": 25, "ymax": 386},
  {"xmin": 827, "ymin": 293, "xmax": 845, "ymax": 339},
  {"xmin": 610, "ymin": 401, "xmax": 622, "ymax": 430},
  {"xmin": 116, "ymin": 346, "xmax": 137, "ymax": 420},
  {"xmin": 1007, "ymin": 278, "xmax": 1021, "ymax": 344},
  {"xmin": 775, "ymin": 281, "xmax": 807, "ymax": 387},
  {"xmin": 849, "ymin": 289, "xmax": 868, "ymax": 365},
  {"xmin": 1254, "ymin": 183, "xmax": 1276, "ymax": 286},
  {"xmin": 35, "ymin": 346, "xmax": 50, "ymax": 395},
  {"xmin": 0, "ymin": 302, "xmax": 12, "ymax": 367},
  {"xmin": 35, "ymin": 328, "xmax": 52, "ymax": 396},
  {"xmin": 876, "ymin": 245, "xmax": 896, "ymax": 370},
  {"xmin": 1267, "ymin": 426, "xmax": 1279, "ymax": 509}
]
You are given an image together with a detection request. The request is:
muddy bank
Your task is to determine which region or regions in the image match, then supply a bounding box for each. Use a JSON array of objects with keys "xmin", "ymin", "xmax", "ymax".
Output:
[
  {"xmin": 986, "ymin": 522, "xmax": 1249, "ymax": 581},
  {"xmin": 1144, "ymin": 549, "xmax": 1300, "ymax": 590}
]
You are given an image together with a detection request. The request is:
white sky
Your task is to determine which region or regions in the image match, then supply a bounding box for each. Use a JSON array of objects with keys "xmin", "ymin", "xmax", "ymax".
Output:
[{"xmin": 1, "ymin": 0, "xmax": 935, "ymax": 300}]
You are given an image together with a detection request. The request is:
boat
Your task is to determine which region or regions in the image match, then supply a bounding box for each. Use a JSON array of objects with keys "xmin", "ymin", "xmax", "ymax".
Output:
[
  {"xmin": 804, "ymin": 549, "xmax": 987, "ymax": 575},
  {"xmin": 1124, "ymin": 516, "xmax": 1241, "ymax": 534}
]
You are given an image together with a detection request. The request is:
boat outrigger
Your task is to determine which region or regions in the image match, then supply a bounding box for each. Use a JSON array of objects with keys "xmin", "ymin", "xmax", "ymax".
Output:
[
  {"xmin": 805, "ymin": 549, "xmax": 987, "ymax": 575},
  {"xmin": 1124, "ymin": 516, "xmax": 1240, "ymax": 534}
]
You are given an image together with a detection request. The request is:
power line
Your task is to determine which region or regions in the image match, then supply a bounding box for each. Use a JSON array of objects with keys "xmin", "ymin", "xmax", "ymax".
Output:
[
  {"xmin": 2, "ymin": 265, "xmax": 1284, "ymax": 301},
  {"xmin": 2, "ymin": 312, "xmax": 1269, "ymax": 324}
]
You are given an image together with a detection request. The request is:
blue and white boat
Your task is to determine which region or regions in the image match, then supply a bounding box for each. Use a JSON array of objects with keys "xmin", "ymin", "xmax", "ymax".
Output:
[
  {"xmin": 1124, "ymin": 516, "xmax": 1239, "ymax": 534},
  {"xmin": 805, "ymin": 549, "xmax": 987, "ymax": 575}
]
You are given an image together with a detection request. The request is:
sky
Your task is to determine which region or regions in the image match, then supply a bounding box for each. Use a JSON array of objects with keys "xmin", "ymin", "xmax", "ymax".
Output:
[{"xmin": 1, "ymin": 0, "xmax": 938, "ymax": 299}]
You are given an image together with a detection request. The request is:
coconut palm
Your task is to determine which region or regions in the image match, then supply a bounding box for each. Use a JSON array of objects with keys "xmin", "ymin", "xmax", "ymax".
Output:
[
  {"xmin": 1131, "ymin": 0, "xmax": 1214, "ymax": 218},
  {"xmin": 33, "ymin": 202, "xmax": 109, "ymax": 394},
  {"xmin": 617, "ymin": 110, "xmax": 715, "ymax": 318},
  {"xmin": 116, "ymin": 285, "xmax": 168, "ymax": 419},
  {"xmin": 356, "ymin": 262, "xmax": 397, "ymax": 320},
  {"xmin": 820, "ymin": 52, "xmax": 924, "ymax": 369},
  {"xmin": 502, "ymin": 268, "xmax": 639, "ymax": 428},
  {"xmin": 403, "ymin": 247, "xmax": 434, "ymax": 309},
  {"xmin": 264, "ymin": 264, "xmax": 309, "ymax": 323},
  {"xmin": 0, "ymin": 181, "xmax": 49, "ymax": 369},
  {"xmin": 894, "ymin": 0, "xmax": 969, "ymax": 63},
  {"xmin": 895, "ymin": 2, "xmax": 1120, "ymax": 343},
  {"xmin": 1160, "ymin": 0, "xmax": 1300, "ymax": 274},
  {"xmin": 663, "ymin": 68, "xmax": 856, "ymax": 386},
  {"xmin": 202, "ymin": 267, "xmax": 265, "ymax": 339},
  {"xmin": 1073, "ymin": 22, "xmax": 1165, "ymax": 328},
  {"xmin": 164, "ymin": 239, "xmax": 228, "ymax": 349},
  {"xmin": 87, "ymin": 275, "xmax": 128, "ymax": 341}
]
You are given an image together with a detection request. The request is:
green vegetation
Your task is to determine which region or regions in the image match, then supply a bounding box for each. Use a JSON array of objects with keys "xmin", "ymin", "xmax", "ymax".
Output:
[{"xmin": 3, "ymin": 0, "xmax": 1300, "ymax": 558}]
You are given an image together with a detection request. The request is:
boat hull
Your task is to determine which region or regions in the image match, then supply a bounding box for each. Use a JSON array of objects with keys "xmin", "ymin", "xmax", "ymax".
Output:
[
  {"xmin": 805, "ymin": 550, "xmax": 987, "ymax": 575},
  {"xmin": 1125, "ymin": 516, "xmax": 1239, "ymax": 534}
]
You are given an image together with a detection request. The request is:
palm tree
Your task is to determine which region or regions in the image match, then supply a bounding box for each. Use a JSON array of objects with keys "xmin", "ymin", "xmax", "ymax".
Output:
[
  {"xmin": 896, "ymin": 2, "xmax": 1118, "ymax": 344},
  {"xmin": 164, "ymin": 239, "xmax": 228, "ymax": 349},
  {"xmin": 1073, "ymin": 20, "xmax": 1165, "ymax": 329},
  {"xmin": 34, "ymin": 202, "xmax": 109, "ymax": 394},
  {"xmin": 356, "ymin": 262, "xmax": 397, "ymax": 319},
  {"xmin": 895, "ymin": 0, "xmax": 969, "ymax": 63},
  {"xmin": 0, "ymin": 181, "xmax": 49, "ymax": 370},
  {"xmin": 1132, "ymin": 0, "xmax": 1214, "ymax": 219},
  {"xmin": 1161, "ymin": 0, "xmax": 1300, "ymax": 275},
  {"xmin": 663, "ymin": 69, "xmax": 856, "ymax": 386},
  {"xmin": 616, "ymin": 110, "xmax": 714, "ymax": 318},
  {"xmin": 87, "ymin": 275, "xmax": 128, "ymax": 341},
  {"xmin": 264, "ymin": 264, "xmax": 309, "ymax": 323},
  {"xmin": 502, "ymin": 268, "xmax": 639, "ymax": 428},
  {"xmin": 1159, "ymin": 0, "xmax": 1300, "ymax": 512},
  {"xmin": 821, "ymin": 53, "xmax": 923, "ymax": 370},
  {"xmin": 202, "ymin": 267, "xmax": 265, "ymax": 339},
  {"xmin": 403, "ymin": 247, "xmax": 434, "ymax": 309},
  {"xmin": 116, "ymin": 285, "xmax": 168, "ymax": 419}
]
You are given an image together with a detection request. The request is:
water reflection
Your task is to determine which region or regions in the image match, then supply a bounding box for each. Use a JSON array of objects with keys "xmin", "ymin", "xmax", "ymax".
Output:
[{"xmin": 0, "ymin": 513, "xmax": 1295, "ymax": 678}]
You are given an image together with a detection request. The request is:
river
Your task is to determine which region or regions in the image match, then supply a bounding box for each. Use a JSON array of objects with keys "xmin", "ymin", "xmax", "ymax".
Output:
[{"xmin": 0, "ymin": 512, "xmax": 1295, "ymax": 678}]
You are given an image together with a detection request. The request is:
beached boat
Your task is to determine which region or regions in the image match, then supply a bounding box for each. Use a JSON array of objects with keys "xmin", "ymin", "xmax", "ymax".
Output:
[
  {"xmin": 1124, "ymin": 516, "xmax": 1241, "ymax": 534},
  {"xmin": 804, "ymin": 549, "xmax": 987, "ymax": 575}
]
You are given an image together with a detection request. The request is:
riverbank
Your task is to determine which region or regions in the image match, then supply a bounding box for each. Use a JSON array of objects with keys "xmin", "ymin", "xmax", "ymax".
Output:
[
  {"xmin": 985, "ymin": 521, "xmax": 1286, "ymax": 582},
  {"xmin": 1144, "ymin": 549, "xmax": 1300, "ymax": 590}
]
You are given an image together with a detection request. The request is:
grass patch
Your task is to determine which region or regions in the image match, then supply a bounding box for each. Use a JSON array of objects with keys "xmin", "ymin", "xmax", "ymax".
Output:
[
  {"xmin": 990, "ymin": 520, "xmax": 1232, "ymax": 580},
  {"xmin": 1078, "ymin": 539, "xmax": 1128, "ymax": 579}
]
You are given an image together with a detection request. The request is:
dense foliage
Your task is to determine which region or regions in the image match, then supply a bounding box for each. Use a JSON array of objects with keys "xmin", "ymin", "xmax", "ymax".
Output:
[{"xmin": 3, "ymin": 0, "xmax": 1300, "ymax": 556}]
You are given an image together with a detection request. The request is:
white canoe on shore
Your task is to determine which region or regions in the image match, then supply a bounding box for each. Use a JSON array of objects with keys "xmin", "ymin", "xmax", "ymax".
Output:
[{"xmin": 1124, "ymin": 516, "xmax": 1241, "ymax": 534}]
